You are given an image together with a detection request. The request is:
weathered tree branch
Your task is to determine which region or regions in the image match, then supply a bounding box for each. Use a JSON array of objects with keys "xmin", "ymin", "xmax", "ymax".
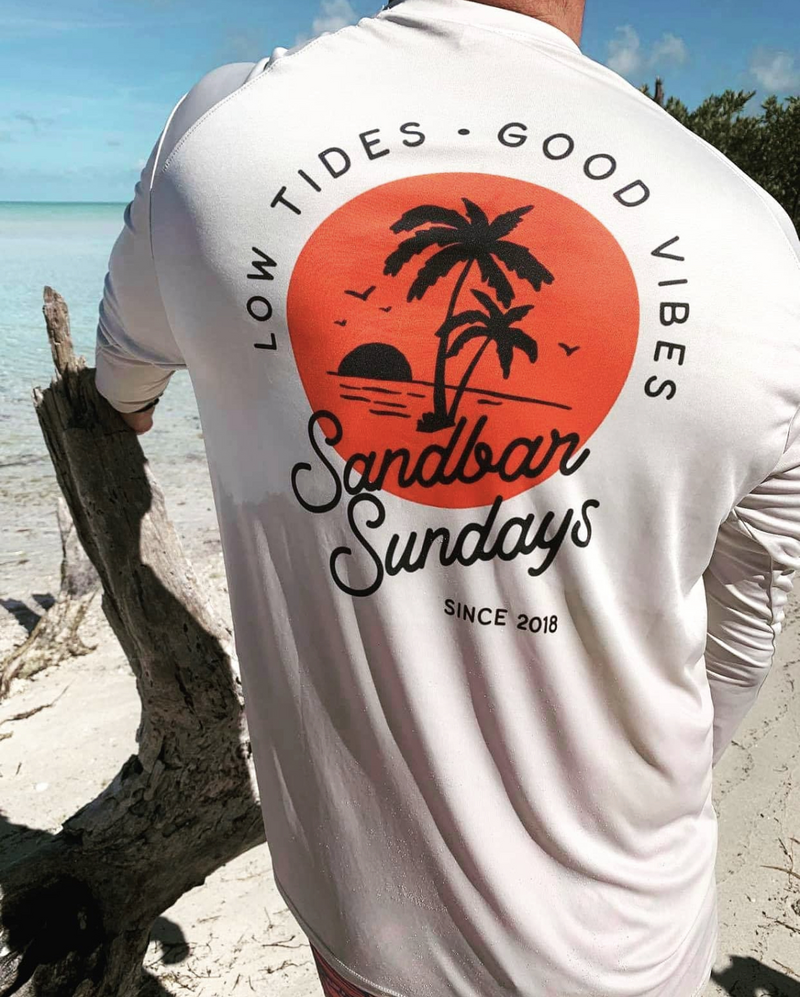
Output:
[
  {"xmin": 0, "ymin": 287, "xmax": 266, "ymax": 997},
  {"xmin": 1, "ymin": 497, "xmax": 100, "ymax": 697}
]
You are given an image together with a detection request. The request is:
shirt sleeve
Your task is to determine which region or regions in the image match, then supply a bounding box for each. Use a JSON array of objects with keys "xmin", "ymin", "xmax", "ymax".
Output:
[
  {"xmin": 704, "ymin": 406, "xmax": 800, "ymax": 767},
  {"xmin": 94, "ymin": 59, "xmax": 270, "ymax": 414},
  {"xmin": 94, "ymin": 99, "xmax": 190, "ymax": 414}
]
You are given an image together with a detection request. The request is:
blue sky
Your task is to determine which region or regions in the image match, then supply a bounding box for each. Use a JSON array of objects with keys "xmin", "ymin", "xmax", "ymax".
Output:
[{"xmin": 1, "ymin": 0, "xmax": 798, "ymax": 202}]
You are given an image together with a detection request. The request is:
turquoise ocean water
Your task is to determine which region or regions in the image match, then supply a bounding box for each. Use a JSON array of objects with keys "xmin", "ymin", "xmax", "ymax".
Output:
[{"xmin": 0, "ymin": 201, "xmax": 206, "ymax": 480}]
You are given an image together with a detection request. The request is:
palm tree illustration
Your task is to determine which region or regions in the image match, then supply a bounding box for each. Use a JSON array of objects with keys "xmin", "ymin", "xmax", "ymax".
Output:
[
  {"xmin": 384, "ymin": 197, "xmax": 554, "ymax": 433},
  {"xmin": 445, "ymin": 289, "xmax": 538, "ymax": 423}
]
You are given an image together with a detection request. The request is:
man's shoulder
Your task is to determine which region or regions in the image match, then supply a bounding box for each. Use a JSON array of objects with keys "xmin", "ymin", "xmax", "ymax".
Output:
[
  {"xmin": 152, "ymin": 32, "xmax": 350, "ymax": 179},
  {"xmin": 754, "ymin": 186, "xmax": 800, "ymax": 264},
  {"xmin": 154, "ymin": 60, "xmax": 269, "ymax": 175},
  {"xmin": 634, "ymin": 97, "xmax": 799, "ymax": 265},
  {"xmin": 678, "ymin": 121, "xmax": 799, "ymax": 264},
  {"xmin": 183, "ymin": 59, "xmax": 268, "ymax": 110}
]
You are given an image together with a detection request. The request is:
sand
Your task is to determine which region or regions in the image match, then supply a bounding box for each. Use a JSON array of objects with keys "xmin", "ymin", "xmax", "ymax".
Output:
[{"xmin": 2, "ymin": 447, "xmax": 799, "ymax": 997}]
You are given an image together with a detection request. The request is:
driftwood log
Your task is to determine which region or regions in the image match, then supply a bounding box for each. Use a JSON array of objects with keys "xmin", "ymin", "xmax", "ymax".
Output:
[
  {"xmin": 0, "ymin": 496, "xmax": 100, "ymax": 698},
  {"xmin": 0, "ymin": 287, "xmax": 265, "ymax": 996}
]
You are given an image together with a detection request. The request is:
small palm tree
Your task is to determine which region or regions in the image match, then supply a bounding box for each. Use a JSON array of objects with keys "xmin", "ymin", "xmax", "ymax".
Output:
[
  {"xmin": 384, "ymin": 198, "xmax": 554, "ymax": 433},
  {"xmin": 445, "ymin": 290, "xmax": 538, "ymax": 423}
]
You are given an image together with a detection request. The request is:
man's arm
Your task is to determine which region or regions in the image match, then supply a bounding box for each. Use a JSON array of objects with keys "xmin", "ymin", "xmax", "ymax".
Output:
[
  {"xmin": 95, "ymin": 103, "xmax": 189, "ymax": 419},
  {"xmin": 704, "ymin": 409, "xmax": 800, "ymax": 766},
  {"xmin": 94, "ymin": 60, "xmax": 268, "ymax": 429}
]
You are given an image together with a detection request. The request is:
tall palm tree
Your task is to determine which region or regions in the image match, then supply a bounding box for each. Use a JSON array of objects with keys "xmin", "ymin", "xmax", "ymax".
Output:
[
  {"xmin": 384, "ymin": 197, "xmax": 554, "ymax": 432},
  {"xmin": 445, "ymin": 290, "xmax": 538, "ymax": 424}
]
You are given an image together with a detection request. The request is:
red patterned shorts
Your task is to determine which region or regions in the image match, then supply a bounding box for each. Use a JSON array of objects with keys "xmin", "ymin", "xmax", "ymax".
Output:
[{"xmin": 311, "ymin": 944, "xmax": 386, "ymax": 997}]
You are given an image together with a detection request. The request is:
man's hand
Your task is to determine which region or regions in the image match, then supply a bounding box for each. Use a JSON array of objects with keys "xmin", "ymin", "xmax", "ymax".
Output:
[{"xmin": 120, "ymin": 409, "xmax": 156, "ymax": 435}]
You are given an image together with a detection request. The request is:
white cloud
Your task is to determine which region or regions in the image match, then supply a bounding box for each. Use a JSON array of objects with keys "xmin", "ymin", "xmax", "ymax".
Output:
[
  {"xmin": 606, "ymin": 25, "xmax": 689, "ymax": 80},
  {"xmin": 3, "ymin": 13, "xmax": 134, "ymax": 35},
  {"xmin": 649, "ymin": 33, "xmax": 689, "ymax": 69},
  {"xmin": 297, "ymin": 0, "xmax": 359, "ymax": 45},
  {"xmin": 749, "ymin": 47, "xmax": 800, "ymax": 92},
  {"xmin": 14, "ymin": 111, "xmax": 55, "ymax": 133},
  {"xmin": 607, "ymin": 25, "xmax": 643, "ymax": 77}
]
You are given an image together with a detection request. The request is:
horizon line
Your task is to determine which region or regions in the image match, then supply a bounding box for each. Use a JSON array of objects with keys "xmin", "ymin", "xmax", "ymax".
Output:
[{"xmin": 0, "ymin": 200, "xmax": 127, "ymax": 205}]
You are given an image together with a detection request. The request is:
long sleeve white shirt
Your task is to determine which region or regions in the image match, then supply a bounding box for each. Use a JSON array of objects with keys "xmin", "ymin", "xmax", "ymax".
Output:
[{"xmin": 95, "ymin": 3, "xmax": 800, "ymax": 996}]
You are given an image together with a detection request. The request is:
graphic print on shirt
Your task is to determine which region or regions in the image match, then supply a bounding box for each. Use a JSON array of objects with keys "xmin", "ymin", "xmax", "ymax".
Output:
[
  {"xmin": 281, "ymin": 172, "xmax": 643, "ymax": 594},
  {"xmin": 287, "ymin": 173, "xmax": 639, "ymax": 511}
]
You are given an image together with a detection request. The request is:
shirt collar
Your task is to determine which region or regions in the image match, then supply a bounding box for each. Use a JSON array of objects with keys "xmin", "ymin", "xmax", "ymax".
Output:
[{"xmin": 380, "ymin": 0, "xmax": 581, "ymax": 54}]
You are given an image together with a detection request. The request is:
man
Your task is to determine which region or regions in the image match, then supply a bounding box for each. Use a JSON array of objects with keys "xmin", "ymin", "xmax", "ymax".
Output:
[{"xmin": 95, "ymin": 1, "xmax": 800, "ymax": 995}]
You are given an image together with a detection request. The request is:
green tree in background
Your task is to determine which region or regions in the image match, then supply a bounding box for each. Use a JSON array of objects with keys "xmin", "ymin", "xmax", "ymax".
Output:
[{"xmin": 640, "ymin": 78, "xmax": 800, "ymax": 232}]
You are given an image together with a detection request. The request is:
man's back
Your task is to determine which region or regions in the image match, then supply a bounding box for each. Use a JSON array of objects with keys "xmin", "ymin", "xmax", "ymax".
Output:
[{"xmin": 95, "ymin": 2, "xmax": 800, "ymax": 995}]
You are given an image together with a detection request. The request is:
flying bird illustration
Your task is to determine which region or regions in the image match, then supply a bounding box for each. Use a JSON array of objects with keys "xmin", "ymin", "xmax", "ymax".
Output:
[
  {"xmin": 344, "ymin": 285, "xmax": 376, "ymax": 301},
  {"xmin": 379, "ymin": 306, "xmax": 393, "ymax": 313},
  {"xmin": 558, "ymin": 343, "xmax": 580, "ymax": 356},
  {"xmin": 334, "ymin": 319, "xmax": 348, "ymax": 327}
]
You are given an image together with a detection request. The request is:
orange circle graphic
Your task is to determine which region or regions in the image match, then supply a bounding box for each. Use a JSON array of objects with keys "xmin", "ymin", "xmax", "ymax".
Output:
[{"xmin": 287, "ymin": 172, "xmax": 639, "ymax": 509}]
